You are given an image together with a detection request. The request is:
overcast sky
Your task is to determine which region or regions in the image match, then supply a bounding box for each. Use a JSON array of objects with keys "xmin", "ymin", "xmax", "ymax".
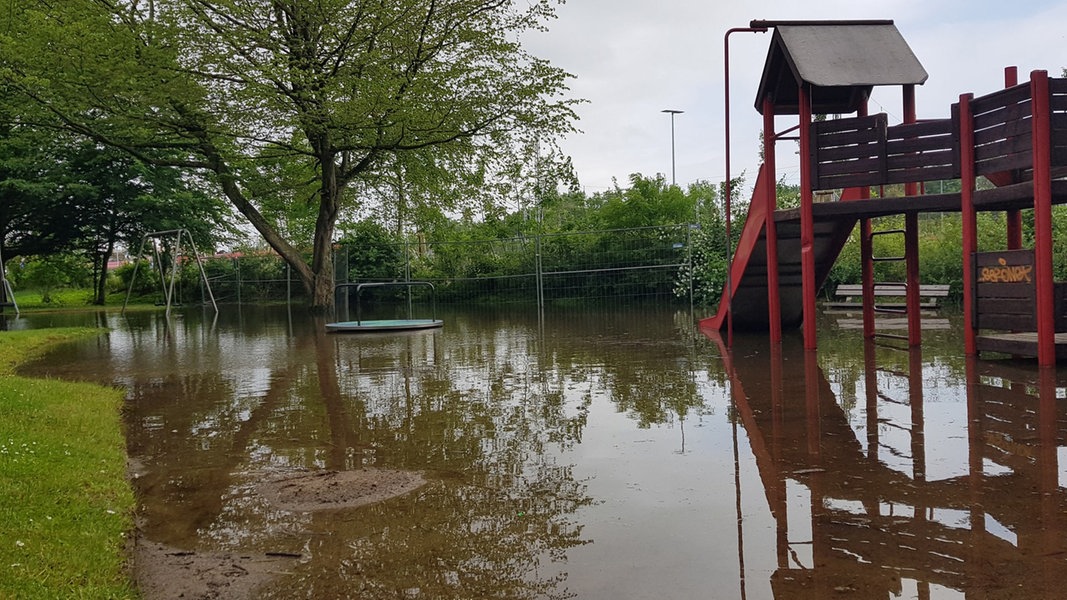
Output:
[{"xmin": 524, "ymin": 0, "xmax": 1067, "ymax": 196}]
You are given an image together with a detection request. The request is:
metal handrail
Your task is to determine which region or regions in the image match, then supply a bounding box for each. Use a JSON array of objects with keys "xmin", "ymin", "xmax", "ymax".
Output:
[{"xmin": 334, "ymin": 281, "xmax": 437, "ymax": 325}]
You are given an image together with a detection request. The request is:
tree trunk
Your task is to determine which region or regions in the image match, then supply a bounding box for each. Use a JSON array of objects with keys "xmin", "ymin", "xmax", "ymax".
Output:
[
  {"xmin": 93, "ymin": 238, "xmax": 115, "ymax": 305},
  {"xmin": 307, "ymin": 153, "xmax": 342, "ymax": 313}
]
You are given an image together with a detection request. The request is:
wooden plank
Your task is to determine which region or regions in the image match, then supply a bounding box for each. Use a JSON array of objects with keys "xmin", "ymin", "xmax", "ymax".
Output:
[
  {"xmin": 973, "ymin": 116, "xmax": 1032, "ymax": 146},
  {"xmin": 817, "ymin": 129, "xmax": 886, "ymax": 148},
  {"xmin": 887, "ymin": 119, "xmax": 955, "ymax": 139},
  {"xmin": 813, "ymin": 113, "xmax": 887, "ymax": 135},
  {"xmin": 1057, "ymin": 283, "xmax": 1067, "ymax": 331},
  {"xmin": 816, "ymin": 144, "xmax": 883, "ymax": 162},
  {"xmin": 885, "ymin": 134, "xmax": 956, "ymax": 154},
  {"xmin": 817, "ymin": 172, "xmax": 883, "ymax": 190},
  {"xmin": 976, "ymin": 149, "xmax": 1034, "ymax": 176},
  {"xmin": 835, "ymin": 283, "xmax": 950, "ymax": 297},
  {"xmin": 976, "ymin": 298, "xmax": 1035, "ymax": 317},
  {"xmin": 975, "ymin": 248, "xmax": 1034, "ymax": 267},
  {"xmin": 816, "ymin": 156, "xmax": 885, "ymax": 176},
  {"xmin": 976, "ymin": 333, "xmax": 1067, "ymax": 360},
  {"xmin": 885, "ymin": 165, "xmax": 959, "ymax": 185},
  {"xmin": 976, "ymin": 314, "xmax": 1035, "ymax": 331},
  {"xmin": 970, "ymin": 84, "xmax": 1032, "ymax": 117},
  {"xmin": 974, "ymin": 103, "xmax": 1033, "ymax": 136},
  {"xmin": 776, "ymin": 192, "xmax": 961, "ymax": 220},
  {"xmin": 887, "ymin": 148, "xmax": 957, "ymax": 169},
  {"xmin": 1053, "ymin": 145, "xmax": 1067, "ymax": 168},
  {"xmin": 976, "ymin": 286, "xmax": 1033, "ymax": 302},
  {"xmin": 975, "ymin": 131, "xmax": 1034, "ymax": 159}
]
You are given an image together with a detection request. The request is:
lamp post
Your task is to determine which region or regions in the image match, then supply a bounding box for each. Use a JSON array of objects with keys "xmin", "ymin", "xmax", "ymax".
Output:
[{"xmin": 662, "ymin": 109, "xmax": 684, "ymax": 186}]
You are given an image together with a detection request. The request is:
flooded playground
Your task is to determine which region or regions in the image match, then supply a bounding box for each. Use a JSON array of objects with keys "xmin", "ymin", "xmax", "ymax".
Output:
[{"xmin": 13, "ymin": 305, "xmax": 1067, "ymax": 599}]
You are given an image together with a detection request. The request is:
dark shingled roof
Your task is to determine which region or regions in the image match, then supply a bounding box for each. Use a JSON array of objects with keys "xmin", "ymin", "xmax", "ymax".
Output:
[{"xmin": 755, "ymin": 21, "xmax": 928, "ymax": 115}]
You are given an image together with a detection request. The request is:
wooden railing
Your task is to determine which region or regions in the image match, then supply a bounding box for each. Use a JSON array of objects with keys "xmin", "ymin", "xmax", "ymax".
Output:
[
  {"xmin": 810, "ymin": 114, "xmax": 959, "ymax": 191},
  {"xmin": 970, "ymin": 84, "xmax": 1033, "ymax": 176},
  {"xmin": 808, "ymin": 76, "xmax": 1067, "ymax": 193}
]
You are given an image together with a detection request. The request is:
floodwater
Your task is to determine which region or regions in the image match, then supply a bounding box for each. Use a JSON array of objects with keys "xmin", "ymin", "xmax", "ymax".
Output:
[{"xmin": 12, "ymin": 304, "xmax": 1067, "ymax": 599}]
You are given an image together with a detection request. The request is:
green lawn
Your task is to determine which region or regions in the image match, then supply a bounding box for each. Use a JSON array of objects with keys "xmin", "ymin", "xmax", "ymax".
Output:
[{"xmin": 0, "ymin": 328, "xmax": 137, "ymax": 599}]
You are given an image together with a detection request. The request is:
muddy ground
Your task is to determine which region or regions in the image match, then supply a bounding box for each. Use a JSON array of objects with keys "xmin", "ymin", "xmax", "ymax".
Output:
[{"xmin": 131, "ymin": 468, "xmax": 426, "ymax": 599}]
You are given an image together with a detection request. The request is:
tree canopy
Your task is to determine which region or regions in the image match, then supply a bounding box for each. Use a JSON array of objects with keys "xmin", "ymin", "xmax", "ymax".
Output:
[{"xmin": 1, "ymin": 0, "xmax": 578, "ymax": 309}]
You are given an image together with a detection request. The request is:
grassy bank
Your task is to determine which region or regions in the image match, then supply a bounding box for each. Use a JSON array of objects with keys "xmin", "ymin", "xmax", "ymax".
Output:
[{"xmin": 0, "ymin": 328, "xmax": 136, "ymax": 599}]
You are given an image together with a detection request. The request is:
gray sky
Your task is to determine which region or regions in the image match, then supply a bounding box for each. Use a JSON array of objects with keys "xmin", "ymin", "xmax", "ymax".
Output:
[{"xmin": 525, "ymin": 0, "xmax": 1067, "ymax": 196}]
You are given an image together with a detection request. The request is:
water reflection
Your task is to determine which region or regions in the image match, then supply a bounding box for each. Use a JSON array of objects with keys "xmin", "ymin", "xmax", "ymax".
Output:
[
  {"xmin": 13, "ymin": 306, "xmax": 1067, "ymax": 598},
  {"xmin": 18, "ymin": 305, "xmax": 711, "ymax": 598},
  {"xmin": 716, "ymin": 331, "xmax": 1067, "ymax": 599}
]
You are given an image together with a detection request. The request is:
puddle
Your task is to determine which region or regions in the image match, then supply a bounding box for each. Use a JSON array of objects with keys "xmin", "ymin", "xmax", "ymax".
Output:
[{"xmin": 12, "ymin": 305, "xmax": 1067, "ymax": 599}]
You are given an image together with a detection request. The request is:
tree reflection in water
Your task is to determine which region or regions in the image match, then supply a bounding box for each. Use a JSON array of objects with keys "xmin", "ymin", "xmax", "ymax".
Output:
[{"xmin": 42, "ymin": 305, "xmax": 1067, "ymax": 598}]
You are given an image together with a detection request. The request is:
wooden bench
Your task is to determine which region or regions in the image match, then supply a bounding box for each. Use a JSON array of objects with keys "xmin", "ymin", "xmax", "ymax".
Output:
[{"xmin": 825, "ymin": 283, "xmax": 950, "ymax": 310}]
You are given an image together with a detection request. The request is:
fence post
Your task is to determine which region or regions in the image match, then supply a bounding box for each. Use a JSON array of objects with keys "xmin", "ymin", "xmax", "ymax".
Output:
[
  {"xmin": 535, "ymin": 233, "xmax": 544, "ymax": 312},
  {"xmin": 234, "ymin": 257, "xmax": 242, "ymax": 305},
  {"xmin": 687, "ymin": 225, "xmax": 694, "ymax": 316}
]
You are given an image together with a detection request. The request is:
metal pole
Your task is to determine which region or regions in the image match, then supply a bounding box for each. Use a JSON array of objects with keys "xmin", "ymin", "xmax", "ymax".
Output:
[
  {"xmin": 662, "ymin": 109, "xmax": 684, "ymax": 186},
  {"xmin": 959, "ymin": 93, "xmax": 978, "ymax": 357},
  {"xmin": 724, "ymin": 26, "xmax": 768, "ymax": 347},
  {"xmin": 122, "ymin": 235, "xmax": 149, "ymax": 314},
  {"xmin": 687, "ymin": 226, "xmax": 694, "ymax": 316},
  {"xmin": 902, "ymin": 86, "xmax": 922, "ymax": 347},
  {"xmin": 184, "ymin": 230, "xmax": 217, "ymax": 313},
  {"xmin": 1030, "ymin": 70, "xmax": 1056, "ymax": 366},
  {"xmin": 798, "ymin": 84, "xmax": 817, "ymax": 350}
]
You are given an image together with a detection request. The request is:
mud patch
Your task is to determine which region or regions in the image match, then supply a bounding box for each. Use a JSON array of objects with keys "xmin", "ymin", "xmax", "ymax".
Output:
[
  {"xmin": 132, "ymin": 468, "xmax": 426, "ymax": 598},
  {"xmin": 258, "ymin": 468, "xmax": 427, "ymax": 512},
  {"xmin": 133, "ymin": 539, "xmax": 298, "ymax": 600}
]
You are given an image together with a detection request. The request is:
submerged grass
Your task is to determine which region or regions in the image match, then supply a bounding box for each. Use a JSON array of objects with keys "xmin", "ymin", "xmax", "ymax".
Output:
[{"xmin": 0, "ymin": 328, "xmax": 136, "ymax": 599}]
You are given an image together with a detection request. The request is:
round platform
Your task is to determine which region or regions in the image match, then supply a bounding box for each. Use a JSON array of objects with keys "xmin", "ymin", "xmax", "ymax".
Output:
[{"xmin": 325, "ymin": 319, "xmax": 444, "ymax": 333}]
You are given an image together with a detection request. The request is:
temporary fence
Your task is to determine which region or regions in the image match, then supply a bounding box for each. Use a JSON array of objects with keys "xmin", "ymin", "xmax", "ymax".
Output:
[
  {"xmin": 155, "ymin": 224, "xmax": 697, "ymax": 309},
  {"xmin": 339, "ymin": 224, "xmax": 696, "ymax": 310}
]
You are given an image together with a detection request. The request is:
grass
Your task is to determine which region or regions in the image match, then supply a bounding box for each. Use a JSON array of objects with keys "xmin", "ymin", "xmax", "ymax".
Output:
[
  {"xmin": 8, "ymin": 288, "xmax": 166, "ymax": 314},
  {"xmin": 0, "ymin": 328, "xmax": 137, "ymax": 599}
]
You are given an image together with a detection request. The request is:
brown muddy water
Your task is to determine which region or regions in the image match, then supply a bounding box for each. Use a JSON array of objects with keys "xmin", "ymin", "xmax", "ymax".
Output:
[{"xmin": 12, "ymin": 305, "xmax": 1067, "ymax": 599}]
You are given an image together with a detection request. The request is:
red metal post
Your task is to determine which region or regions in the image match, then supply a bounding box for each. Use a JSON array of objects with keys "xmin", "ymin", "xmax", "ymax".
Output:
[
  {"xmin": 763, "ymin": 97, "xmax": 783, "ymax": 344},
  {"xmin": 1004, "ymin": 67, "xmax": 1023, "ymax": 250},
  {"xmin": 959, "ymin": 94, "xmax": 978, "ymax": 356},
  {"xmin": 797, "ymin": 85, "xmax": 817, "ymax": 349},
  {"xmin": 853, "ymin": 104, "xmax": 876, "ymax": 339},
  {"xmin": 903, "ymin": 85, "xmax": 922, "ymax": 347},
  {"xmin": 1030, "ymin": 70, "xmax": 1056, "ymax": 366},
  {"xmin": 861, "ymin": 219, "xmax": 875, "ymax": 339}
]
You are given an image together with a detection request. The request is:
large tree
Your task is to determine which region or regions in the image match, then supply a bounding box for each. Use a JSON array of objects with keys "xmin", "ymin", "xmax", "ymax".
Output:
[{"xmin": 1, "ymin": 0, "xmax": 577, "ymax": 309}]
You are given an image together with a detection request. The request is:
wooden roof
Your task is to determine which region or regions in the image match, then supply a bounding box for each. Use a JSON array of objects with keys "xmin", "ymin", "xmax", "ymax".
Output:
[{"xmin": 755, "ymin": 21, "xmax": 928, "ymax": 115}]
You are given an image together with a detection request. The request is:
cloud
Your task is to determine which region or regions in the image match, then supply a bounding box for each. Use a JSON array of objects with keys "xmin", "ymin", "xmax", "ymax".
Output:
[{"xmin": 525, "ymin": 1, "xmax": 1067, "ymax": 195}]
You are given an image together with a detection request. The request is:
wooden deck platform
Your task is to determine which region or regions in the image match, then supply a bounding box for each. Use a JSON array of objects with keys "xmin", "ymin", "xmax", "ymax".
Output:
[{"xmin": 976, "ymin": 332, "xmax": 1067, "ymax": 361}]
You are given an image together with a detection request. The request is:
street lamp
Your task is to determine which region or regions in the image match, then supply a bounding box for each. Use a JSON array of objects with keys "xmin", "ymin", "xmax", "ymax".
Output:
[{"xmin": 661, "ymin": 109, "xmax": 684, "ymax": 185}]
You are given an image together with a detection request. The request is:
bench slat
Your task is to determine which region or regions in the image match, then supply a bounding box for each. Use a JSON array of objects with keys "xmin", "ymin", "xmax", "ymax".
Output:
[{"xmin": 834, "ymin": 284, "xmax": 950, "ymax": 298}]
